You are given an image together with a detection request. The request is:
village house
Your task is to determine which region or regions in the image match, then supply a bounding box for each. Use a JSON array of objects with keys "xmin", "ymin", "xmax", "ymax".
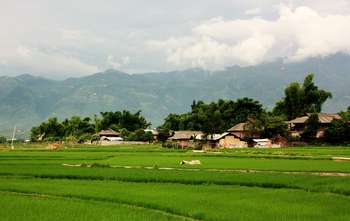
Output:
[
  {"xmin": 198, "ymin": 122, "xmax": 257, "ymax": 149},
  {"xmin": 226, "ymin": 123, "xmax": 248, "ymax": 139},
  {"xmin": 168, "ymin": 131, "xmax": 203, "ymax": 148},
  {"xmin": 98, "ymin": 129, "xmax": 123, "ymax": 141},
  {"xmin": 288, "ymin": 113, "xmax": 341, "ymax": 138},
  {"xmin": 227, "ymin": 122, "xmax": 260, "ymax": 139},
  {"xmin": 209, "ymin": 132, "xmax": 248, "ymax": 148},
  {"xmin": 168, "ymin": 121, "xmax": 281, "ymax": 149}
]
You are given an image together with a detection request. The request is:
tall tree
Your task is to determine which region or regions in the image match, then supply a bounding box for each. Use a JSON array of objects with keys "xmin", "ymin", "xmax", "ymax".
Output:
[
  {"xmin": 273, "ymin": 74, "xmax": 332, "ymax": 120},
  {"xmin": 261, "ymin": 115, "xmax": 289, "ymax": 138},
  {"xmin": 99, "ymin": 110, "xmax": 150, "ymax": 131},
  {"xmin": 62, "ymin": 116, "xmax": 95, "ymax": 137},
  {"xmin": 339, "ymin": 106, "xmax": 350, "ymax": 121},
  {"xmin": 161, "ymin": 98, "xmax": 264, "ymax": 134},
  {"xmin": 30, "ymin": 110, "xmax": 150, "ymax": 141},
  {"xmin": 162, "ymin": 114, "xmax": 182, "ymax": 131},
  {"xmin": 31, "ymin": 117, "xmax": 65, "ymax": 141}
]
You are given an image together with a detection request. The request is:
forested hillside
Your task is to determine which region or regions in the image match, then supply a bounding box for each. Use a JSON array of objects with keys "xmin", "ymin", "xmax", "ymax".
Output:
[{"xmin": 0, "ymin": 53, "xmax": 349, "ymax": 135}]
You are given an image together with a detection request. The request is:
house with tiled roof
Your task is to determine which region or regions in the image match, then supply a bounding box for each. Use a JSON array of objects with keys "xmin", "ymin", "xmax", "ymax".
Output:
[
  {"xmin": 288, "ymin": 113, "xmax": 342, "ymax": 138},
  {"xmin": 168, "ymin": 131, "xmax": 204, "ymax": 148}
]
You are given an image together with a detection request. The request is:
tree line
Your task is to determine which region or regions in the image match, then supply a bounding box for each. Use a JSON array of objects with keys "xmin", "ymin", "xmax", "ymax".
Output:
[
  {"xmin": 160, "ymin": 73, "xmax": 350, "ymax": 144},
  {"xmin": 30, "ymin": 110, "xmax": 151, "ymax": 142},
  {"xmin": 29, "ymin": 73, "xmax": 350, "ymax": 144}
]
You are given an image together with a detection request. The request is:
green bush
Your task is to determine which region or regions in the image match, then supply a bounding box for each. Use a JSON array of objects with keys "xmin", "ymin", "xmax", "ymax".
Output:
[
  {"xmin": 0, "ymin": 136, "xmax": 7, "ymax": 144},
  {"xmin": 78, "ymin": 134, "xmax": 92, "ymax": 143},
  {"xmin": 65, "ymin": 135, "xmax": 78, "ymax": 143},
  {"xmin": 44, "ymin": 137, "xmax": 62, "ymax": 142},
  {"xmin": 120, "ymin": 128, "xmax": 130, "ymax": 139},
  {"xmin": 324, "ymin": 119, "xmax": 350, "ymax": 144}
]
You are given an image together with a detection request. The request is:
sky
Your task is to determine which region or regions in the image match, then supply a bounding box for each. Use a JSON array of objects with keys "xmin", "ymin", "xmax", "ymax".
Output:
[{"xmin": 1, "ymin": 0, "xmax": 350, "ymax": 79}]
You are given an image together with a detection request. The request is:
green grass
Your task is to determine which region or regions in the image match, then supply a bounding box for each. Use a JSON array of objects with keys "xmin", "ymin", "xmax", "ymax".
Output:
[
  {"xmin": 2, "ymin": 147, "xmax": 350, "ymax": 172},
  {"xmin": 3, "ymin": 143, "xmax": 350, "ymax": 156},
  {"xmin": 0, "ymin": 192, "xmax": 189, "ymax": 221},
  {"xmin": 222, "ymin": 146, "xmax": 350, "ymax": 157},
  {"xmin": 1, "ymin": 177, "xmax": 350, "ymax": 221},
  {"xmin": 1, "ymin": 144, "xmax": 350, "ymax": 220},
  {"xmin": 1, "ymin": 164, "xmax": 350, "ymax": 195},
  {"xmin": 102, "ymin": 154, "xmax": 350, "ymax": 172}
]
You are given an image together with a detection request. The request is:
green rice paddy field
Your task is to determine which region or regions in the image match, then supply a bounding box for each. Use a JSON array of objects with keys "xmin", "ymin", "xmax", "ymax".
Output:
[{"xmin": 1, "ymin": 144, "xmax": 350, "ymax": 221}]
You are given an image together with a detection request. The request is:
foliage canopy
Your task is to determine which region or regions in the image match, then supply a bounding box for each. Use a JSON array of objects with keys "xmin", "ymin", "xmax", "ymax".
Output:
[{"xmin": 273, "ymin": 74, "xmax": 332, "ymax": 120}]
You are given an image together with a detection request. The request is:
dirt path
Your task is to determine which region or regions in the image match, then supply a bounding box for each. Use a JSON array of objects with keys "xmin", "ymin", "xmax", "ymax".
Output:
[{"xmin": 62, "ymin": 163, "xmax": 350, "ymax": 177}]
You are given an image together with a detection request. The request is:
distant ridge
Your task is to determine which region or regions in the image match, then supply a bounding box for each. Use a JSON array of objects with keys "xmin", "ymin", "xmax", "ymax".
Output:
[{"xmin": 0, "ymin": 53, "xmax": 349, "ymax": 135}]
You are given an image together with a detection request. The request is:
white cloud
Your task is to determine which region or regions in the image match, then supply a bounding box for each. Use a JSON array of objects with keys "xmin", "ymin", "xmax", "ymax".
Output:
[
  {"xmin": 60, "ymin": 29, "xmax": 105, "ymax": 45},
  {"xmin": 289, "ymin": 0, "xmax": 350, "ymax": 15},
  {"xmin": 16, "ymin": 46, "xmax": 32, "ymax": 57},
  {"xmin": 1, "ymin": 45, "xmax": 99, "ymax": 78},
  {"xmin": 245, "ymin": 8, "xmax": 261, "ymax": 15},
  {"xmin": 0, "ymin": 60, "xmax": 8, "ymax": 65},
  {"xmin": 60, "ymin": 29, "xmax": 83, "ymax": 41},
  {"xmin": 2, "ymin": 1, "xmax": 350, "ymax": 76},
  {"xmin": 107, "ymin": 55, "xmax": 131, "ymax": 69},
  {"xmin": 165, "ymin": 35, "xmax": 275, "ymax": 69},
  {"xmin": 150, "ymin": 5, "xmax": 350, "ymax": 70},
  {"xmin": 122, "ymin": 56, "xmax": 130, "ymax": 65}
]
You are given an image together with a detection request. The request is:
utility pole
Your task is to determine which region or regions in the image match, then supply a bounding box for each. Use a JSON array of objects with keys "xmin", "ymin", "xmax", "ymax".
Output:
[{"xmin": 11, "ymin": 125, "xmax": 16, "ymax": 150}]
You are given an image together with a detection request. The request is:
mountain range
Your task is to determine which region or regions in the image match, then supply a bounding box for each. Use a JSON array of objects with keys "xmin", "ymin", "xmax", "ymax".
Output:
[{"xmin": 1, "ymin": 53, "xmax": 350, "ymax": 136}]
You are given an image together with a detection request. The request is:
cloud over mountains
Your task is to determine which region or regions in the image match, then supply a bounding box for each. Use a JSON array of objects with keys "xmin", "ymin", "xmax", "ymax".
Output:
[
  {"xmin": 150, "ymin": 6, "xmax": 350, "ymax": 70},
  {"xmin": 1, "ymin": 1, "xmax": 350, "ymax": 77}
]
